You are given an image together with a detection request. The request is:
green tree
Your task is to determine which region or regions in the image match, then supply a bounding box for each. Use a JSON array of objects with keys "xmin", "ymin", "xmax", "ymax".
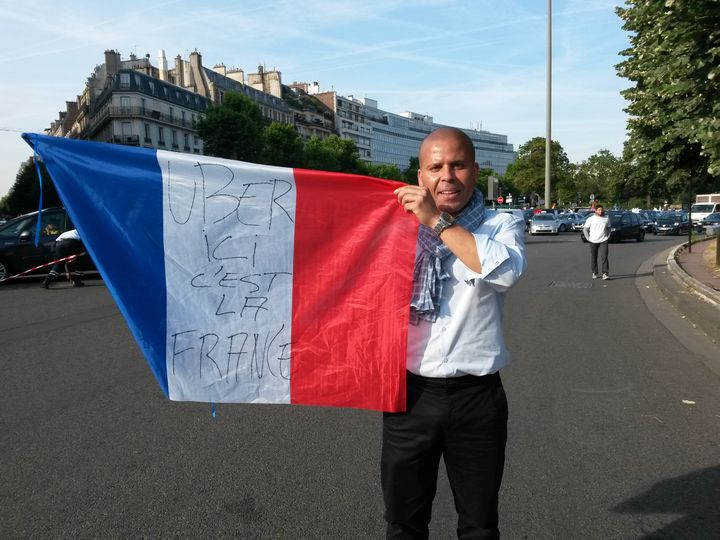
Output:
[
  {"xmin": 401, "ymin": 156, "xmax": 419, "ymax": 185},
  {"xmin": 195, "ymin": 92, "xmax": 265, "ymax": 162},
  {"xmin": 573, "ymin": 150, "xmax": 624, "ymax": 207},
  {"xmin": 504, "ymin": 137, "xmax": 573, "ymax": 206},
  {"xmin": 363, "ymin": 163, "xmax": 403, "ymax": 181},
  {"xmin": 0, "ymin": 158, "xmax": 61, "ymax": 216},
  {"xmin": 302, "ymin": 135, "xmax": 366, "ymax": 174},
  {"xmin": 616, "ymin": 0, "xmax": 720, "ymax": 200},
  {"xmin": 262, "ymin": 122, "xmax": 304, "ymax": 167}
]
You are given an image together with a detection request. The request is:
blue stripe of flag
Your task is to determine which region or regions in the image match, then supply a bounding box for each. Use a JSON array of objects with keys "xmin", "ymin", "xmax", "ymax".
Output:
[{"xmin": 23, "ymin": 133, "xmax": 169, "ymax": 396}]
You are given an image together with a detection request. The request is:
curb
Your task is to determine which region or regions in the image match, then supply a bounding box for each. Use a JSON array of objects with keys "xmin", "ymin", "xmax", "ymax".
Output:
[
  {"xmin": 667, "ymin": 243, "xmax": 720, "ymax": 306},
  {"xmin": 652, "ymin": 244, "xmax": 720, "ymax": 345}
]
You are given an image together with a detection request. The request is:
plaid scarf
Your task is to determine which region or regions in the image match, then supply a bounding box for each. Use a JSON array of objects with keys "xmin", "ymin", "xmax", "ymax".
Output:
[{"xmin": 410, "ymin": 190, "xmax": 486, "ymax": 324}]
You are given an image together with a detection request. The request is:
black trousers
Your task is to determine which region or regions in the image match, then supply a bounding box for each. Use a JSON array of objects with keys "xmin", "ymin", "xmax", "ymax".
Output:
[
  {"xmin": 589, "ymin": 240, "xmax": 609, "ymax": 275},
  {"xmin": 382, "ymin": 371, "xmax": 508, "ymax": 540},
  {"xmin": 48, "ymin": 239, "xmax": 84, "ymax": 283}
]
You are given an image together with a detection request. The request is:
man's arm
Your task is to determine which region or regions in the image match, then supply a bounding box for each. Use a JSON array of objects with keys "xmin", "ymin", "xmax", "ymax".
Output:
[{"xmin": 394, "ymin": 185, "xmax": 482, "ymax": 273}]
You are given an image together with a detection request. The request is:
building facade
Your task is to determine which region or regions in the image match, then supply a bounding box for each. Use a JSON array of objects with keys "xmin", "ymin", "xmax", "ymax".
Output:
[{"xmin": 49, "ymin": 49, "xmax": 515, "ymax": 176}]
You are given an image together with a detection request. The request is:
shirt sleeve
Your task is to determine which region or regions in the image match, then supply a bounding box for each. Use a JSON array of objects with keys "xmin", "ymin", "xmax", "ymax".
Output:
[{"xmin": 462, "ymin": 214, "xmax": 527, "ymax": 292}]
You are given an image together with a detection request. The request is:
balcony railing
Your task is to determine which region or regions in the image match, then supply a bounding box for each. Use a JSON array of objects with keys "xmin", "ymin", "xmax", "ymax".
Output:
[
  {"xmin": 112, "ymin": 135, "xmax": 140, "ymax": 145},
  {"xmin": 85, "ymin": 105, "xmax": 196, "ymax": 137}
]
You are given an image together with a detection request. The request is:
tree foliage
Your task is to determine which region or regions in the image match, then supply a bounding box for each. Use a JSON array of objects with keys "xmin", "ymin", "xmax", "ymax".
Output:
[
  {"xmin": 0, "ymin": 158, "xmax": 61, "ymax": 217},
  {"xmin": 195, "ymin": 92, "xmax": 265, "ymax": 162},
  {"xmin": 262, "ymin": 122, "xmax": 304, "ymax": 167},
  {"xmin": 616, "ymin": 0, "xmax": 720, "ymax": 199},
  {"xmin": 573, "ymin": 150, "xmax": 625, "ymax": 206},
  {"xmin": 503, "ymin": 137, "xmax": 573, "ymax": 205},
  {"xmin": 302, "ymin": 135, "xmax": 366, "ymax": 174},
  {"xmin": 364, "ymin": 163, "xmax": 403, "ymax": 181}
]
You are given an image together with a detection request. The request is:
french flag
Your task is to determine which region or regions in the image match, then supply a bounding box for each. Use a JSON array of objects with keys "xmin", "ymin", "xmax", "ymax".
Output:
[{"xmin": 24, "ymin": 133, "xmax": 418, "ymax": 412}]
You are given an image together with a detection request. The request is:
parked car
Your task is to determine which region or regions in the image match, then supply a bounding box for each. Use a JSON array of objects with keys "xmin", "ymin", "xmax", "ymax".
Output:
[
  {"xmin": 654, "ymin": 212, "xmax": 691, "ymax": 235},
  {"xmin": 636, "ymin": 210, "xmax": 658, "ymax": 233},
  {"xmin": 697, "ymin": 211, "xmax": 720, "ymax": 232},
  {"xmin": 581, "ymin": 211, "xmax": 645, "ymax": 243},
  {"xmin": 0, "ymin": 207, "xmax": 94, "ymax": 281},
  {"xmin": 572, "ymin": 213, "xmax": 590, "ymax": 231},
  {"xmin": 554, "ymin": 213, "xmax": 572, "ymax": 232},
  {"xmin": 562, "ymin": 213, "xmax": 584, "ymax": 232},
  {"xmin": 530, "ymin": 213, "xmax": 560, "ymax": 235}
]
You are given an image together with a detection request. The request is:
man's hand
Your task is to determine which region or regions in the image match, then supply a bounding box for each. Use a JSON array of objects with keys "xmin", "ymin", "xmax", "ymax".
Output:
[{"xmin": 394, "ymin": 185, "xmax": 440, "ymax": 228}]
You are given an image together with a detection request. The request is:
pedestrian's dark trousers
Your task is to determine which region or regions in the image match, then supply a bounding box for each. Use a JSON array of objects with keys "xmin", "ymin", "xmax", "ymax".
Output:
[
  {"xmin": 381, "ymin": 371, "xmax": 508, "ymax": 540},
  {"xmin": 590, "ymin": 240, "xmax": 609, "ymax": 275},
  {"xmin": 47, "ymin": 238, "xmax": 84, "ymax": 284}
]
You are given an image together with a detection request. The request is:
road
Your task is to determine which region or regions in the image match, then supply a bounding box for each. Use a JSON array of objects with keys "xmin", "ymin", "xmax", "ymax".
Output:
[{"xmin": 1, "ymin": 232, "xmax": 718, "ymax": 539}]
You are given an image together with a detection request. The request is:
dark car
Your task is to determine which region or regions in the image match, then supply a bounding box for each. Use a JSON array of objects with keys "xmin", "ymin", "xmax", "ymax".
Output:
[
  {"xmin": 654, "ymin": 212, "xmax": 691, "ymax": 235},
  {"xmin": 697, "ymin": 211, "xmax": 720, "ymax": 232},
  {"xmin": 580, "ymin": 211, "xmax": 645, "ymax": 243},
  {"xmin": 637, "ymin": 210, "xmax": 658, "ymax": 232},
  {"xmin": 0, "ymin": 207, "xmax": 94, "ymax": 281}
]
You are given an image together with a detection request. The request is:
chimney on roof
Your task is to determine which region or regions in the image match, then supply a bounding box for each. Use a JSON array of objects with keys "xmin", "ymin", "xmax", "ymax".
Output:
[{"xmin": 158, "ymin": 49, "xmax": 168, "ymax": 81}]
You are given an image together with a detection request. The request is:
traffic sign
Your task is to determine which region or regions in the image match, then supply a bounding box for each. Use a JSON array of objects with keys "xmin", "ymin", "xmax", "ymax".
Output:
[{"xmin": 497, "ymin": 196, "xmax": 504, "ymax": 204}]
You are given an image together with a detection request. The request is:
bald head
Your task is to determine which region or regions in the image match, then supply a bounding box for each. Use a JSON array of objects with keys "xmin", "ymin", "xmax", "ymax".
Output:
[{"xmin": 419, "ymin": 127, "xmax": 476, "ymax": 167}]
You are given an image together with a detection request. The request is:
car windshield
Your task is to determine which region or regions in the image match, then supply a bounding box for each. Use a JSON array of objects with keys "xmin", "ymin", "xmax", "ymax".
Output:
[
  {"xmin": 692, "ymin": 204, "xmax": 715, "ymax": 213},
  {"xmin": 533, "ymin": 214, "xmax": 555, "ymax": 221},
  {"xmin": 705, "ymin": 212, "xmax": 720, "ymax": 220},
  {"xmin": 658, "ymin": 213, "xmax": 684, "ymax": 221}
]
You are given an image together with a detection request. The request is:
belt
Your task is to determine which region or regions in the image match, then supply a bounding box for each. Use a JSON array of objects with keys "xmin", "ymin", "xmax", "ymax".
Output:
[{"xmin": 407, "ymin": 370, "xmax": 499, "ymax": 389}]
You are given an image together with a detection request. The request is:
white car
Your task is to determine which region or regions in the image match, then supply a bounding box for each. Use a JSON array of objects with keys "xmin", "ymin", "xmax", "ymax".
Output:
[{"xmin": 530, "ymin": 213, "xmax": 560, "ymax": 235}]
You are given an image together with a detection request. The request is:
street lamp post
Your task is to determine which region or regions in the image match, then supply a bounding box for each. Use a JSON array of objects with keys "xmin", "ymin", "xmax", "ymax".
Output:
[{"xmin": 545, "ymin": 0, "xmax": 552, "ymax": 209}]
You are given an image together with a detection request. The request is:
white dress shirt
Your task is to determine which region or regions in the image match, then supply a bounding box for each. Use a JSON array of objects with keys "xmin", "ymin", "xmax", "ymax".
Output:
[
  {"xmin": 407, "ymin": 211, "xmax": 527, "ymax": 378},
  {"xmin": 56, "ymin": 229, "xmax": 80, "ymax": 242}
]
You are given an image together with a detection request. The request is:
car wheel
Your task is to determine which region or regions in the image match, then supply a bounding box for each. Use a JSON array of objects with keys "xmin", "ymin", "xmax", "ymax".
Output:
[
  {"xmin": 0, "ymin": 259, "xmax": 10, "ymax": 281},
  {"xmin": 559, "ymin": 224, "xmax": 566, "ymax": 232},
  {"xmin": 637, "ymin": 231, "xmax": 645, "ymax": 242}
]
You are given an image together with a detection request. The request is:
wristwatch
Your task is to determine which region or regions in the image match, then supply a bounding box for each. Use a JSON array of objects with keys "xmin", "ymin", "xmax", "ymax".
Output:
[{"xmin": 432, "ymin": 212, "xmax": 456, "ymax": 236}]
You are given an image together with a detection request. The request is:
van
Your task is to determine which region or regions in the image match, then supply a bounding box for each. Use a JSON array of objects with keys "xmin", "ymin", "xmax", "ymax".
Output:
[{"xmin": 690, "ymin": 202, "xmax": 720, "ymax": 225}]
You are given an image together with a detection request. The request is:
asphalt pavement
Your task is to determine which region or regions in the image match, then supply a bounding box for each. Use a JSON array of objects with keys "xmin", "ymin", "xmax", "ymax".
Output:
[{"xmin": 1, "ymin": 231, "xmax": 719, "ymax": 539}]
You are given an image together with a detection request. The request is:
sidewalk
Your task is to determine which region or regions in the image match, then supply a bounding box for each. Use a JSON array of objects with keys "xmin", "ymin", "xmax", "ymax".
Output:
[
  {"xmin": 675, "ymin": 238, "xmax": 720, "ymax": 295},
  {"xmin": 653, "ymin": 237, "xmax": 720, "ymax": 344}
]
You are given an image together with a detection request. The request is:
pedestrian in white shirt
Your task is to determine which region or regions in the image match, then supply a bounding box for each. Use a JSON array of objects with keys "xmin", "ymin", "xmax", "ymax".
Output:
[
  {"xmin": 583, "ymin": 205, "xmax": 611, "ymax": 280},
  {"xmin": 42, "ymin": 229, "xmax": 85, "ymax": 288},
  {"xmin": 388, "ymin": 128, "xmax": 527, "ymax": 539}
]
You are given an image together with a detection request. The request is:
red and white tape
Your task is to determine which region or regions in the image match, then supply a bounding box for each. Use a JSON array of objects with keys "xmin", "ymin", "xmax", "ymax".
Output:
[{"xmin": 0, "ymin": 252, "xmax": 87, "ymax": 283}]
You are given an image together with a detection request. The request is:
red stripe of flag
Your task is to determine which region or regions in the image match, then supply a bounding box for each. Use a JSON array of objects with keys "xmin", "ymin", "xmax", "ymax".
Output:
[{"xmin": 290, "ymin": 169, "xmax": 419, "ymax": 411}]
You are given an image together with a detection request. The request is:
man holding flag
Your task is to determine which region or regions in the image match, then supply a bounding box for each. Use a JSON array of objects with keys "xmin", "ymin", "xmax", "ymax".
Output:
[{"xmin": 386, "ymin": 128, "xmax": 527, "ymax": 539}]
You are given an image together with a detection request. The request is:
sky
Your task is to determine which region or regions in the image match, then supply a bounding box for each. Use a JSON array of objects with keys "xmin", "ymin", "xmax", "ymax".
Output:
[{"xmin": 0, "ymin": 0, "xmax": 631, "ymax": 198}]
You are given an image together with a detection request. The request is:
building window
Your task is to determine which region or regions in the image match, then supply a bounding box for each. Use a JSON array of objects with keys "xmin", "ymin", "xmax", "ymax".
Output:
[
  {"xmin": 193, "ymin": 135, "xmax": 199, "ymax": 147},
  {"xmin": 184, "ymin": 133, "xmax": 190, "ymax": 150},
  {"xmin": 141, "ymin": 98, "xmax": 146, "ymax": 114},
  {"xmin": 149, "ymin": 81, "xmax": 155, "ymax": 93},
  {"xmin": 121, "ymin": 122, "xmax": 131, "ymax": 136},
  {"xmin": 181, "ymin": 110, "xmax": 186, "ymax": 125},
  {"xmin": 119, "ymin": 73, "xmax": 130, "ymax": 87},
  {"xmin": 158, "ymin": 126, "xmax": 165, "ymax": 145},
  {"xmin": 120, "ymin": 96, "xmax": 130, "ymax": 113},
  {"xmin": 172, "ymin": 130, "xmax": 178, "ymax": 148},
  {"xmin": 144, "ymin": 123, "xmax": 151, "ymax": 142},
  {"xmin": 169, "ymin": 107, "xmax": 174, "ymax": 121}
]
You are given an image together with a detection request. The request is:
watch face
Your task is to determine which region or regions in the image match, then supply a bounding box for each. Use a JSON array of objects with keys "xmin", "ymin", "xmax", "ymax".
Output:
[{"xmin": 440, "ymin": 212, "xmax": 455, "ymax": 224}]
